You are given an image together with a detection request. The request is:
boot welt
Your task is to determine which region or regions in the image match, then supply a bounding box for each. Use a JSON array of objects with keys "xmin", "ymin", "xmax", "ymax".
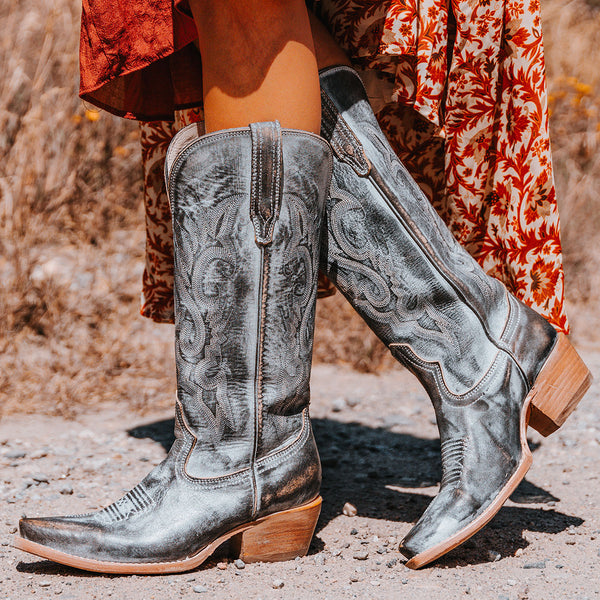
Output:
[
  {"xmin": 13, "ymin": 496, "xmax": 322, "ymax": 574},
  {"xmin": 403, "ymin": 333, "xmax": 591, "ymax": 569}
]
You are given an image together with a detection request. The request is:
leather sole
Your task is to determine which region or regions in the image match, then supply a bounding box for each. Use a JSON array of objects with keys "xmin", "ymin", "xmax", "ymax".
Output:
[
  {"xmin": 13, "ymin": 496, "xmax": 322, "ymax": 574},
  {"xmin": 403, "ymin": 333, "xmax": 591, "ymax": 569}
]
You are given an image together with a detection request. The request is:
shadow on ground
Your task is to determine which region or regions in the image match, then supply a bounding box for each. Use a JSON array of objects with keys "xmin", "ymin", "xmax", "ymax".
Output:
[
  {"xmin": 16, "ymin": 416, "xmax": 583, "ymax": 575},
  {"xmin": 127, "ymin": 417, "xmax": 581, "ymax": 567}
]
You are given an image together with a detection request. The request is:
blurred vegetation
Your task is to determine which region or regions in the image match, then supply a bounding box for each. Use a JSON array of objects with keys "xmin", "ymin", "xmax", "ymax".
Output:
[{"xmin": 1, "ymin": 0, "xmax": 598, "ymax": 416}]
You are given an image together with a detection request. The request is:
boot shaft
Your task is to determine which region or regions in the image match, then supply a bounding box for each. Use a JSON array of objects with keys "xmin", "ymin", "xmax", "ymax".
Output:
[
  {"xmin": 166, "ymin": 121, "xmax": 331, "ymax": 478},
  {"xmin": 318, "ymin": 66, "xmax": 557, "ymax": 397}
]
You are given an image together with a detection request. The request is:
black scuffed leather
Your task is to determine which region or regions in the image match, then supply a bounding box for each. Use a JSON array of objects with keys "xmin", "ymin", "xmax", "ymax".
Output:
[
  {"xmin": 318, "ymin": 66, "xmax": 558, "ymax": 562},
  {"xmin": 18, "ymin": 122, "xmax": 331, "ymax": 565}
]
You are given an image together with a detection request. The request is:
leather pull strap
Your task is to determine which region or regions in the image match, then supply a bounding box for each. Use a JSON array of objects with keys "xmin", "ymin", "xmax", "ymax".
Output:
[
  {"xmin": 320, "ymin": 91, "xmax": 371, "ymax": 177},
  {"xmin": 250, "ymin": 121, "xmax": 283, "ymax": 246}
]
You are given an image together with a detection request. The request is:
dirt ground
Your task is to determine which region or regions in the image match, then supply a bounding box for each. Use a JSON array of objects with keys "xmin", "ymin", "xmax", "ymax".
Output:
[{"xmin": 1, "ymin": 339, "xmax": 599, "ymax": 600}]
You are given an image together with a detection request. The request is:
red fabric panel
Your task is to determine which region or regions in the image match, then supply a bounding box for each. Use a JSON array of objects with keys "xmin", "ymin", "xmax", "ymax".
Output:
[{"xmin": 79, "ymin": 0, "xmax": 202, "ymax": 120}]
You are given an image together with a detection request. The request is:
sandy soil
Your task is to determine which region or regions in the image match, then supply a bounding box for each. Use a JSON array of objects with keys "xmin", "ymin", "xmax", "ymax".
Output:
[{"xmin": 1, "ymin": 346, "xmax": 599, "ymax": 600}]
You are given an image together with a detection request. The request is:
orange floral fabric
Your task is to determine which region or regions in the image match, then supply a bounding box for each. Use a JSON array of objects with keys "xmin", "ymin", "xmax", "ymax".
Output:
[{"xmin": 124, "ymin": 1, "xmax": 568, "ymax": 331}]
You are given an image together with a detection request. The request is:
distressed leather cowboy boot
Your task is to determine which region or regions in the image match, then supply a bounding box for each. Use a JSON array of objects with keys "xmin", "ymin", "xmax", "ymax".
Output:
[
  {"xmin": 14, "ymin": 121, "xmax": 332, "ymax": 574},
  {"xmin": 318, "ymin": 65, "xmax": 591, "ymax": 569}
]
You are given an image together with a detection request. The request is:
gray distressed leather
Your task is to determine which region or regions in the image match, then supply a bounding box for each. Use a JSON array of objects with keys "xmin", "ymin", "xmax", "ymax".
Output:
[
  {"xmin": 318, "ymin": 65, "xmax": 558, "ymax": 562},
  {"xmin": 18, "ymin": 122, "xmax": 332, "ymax": 565}
]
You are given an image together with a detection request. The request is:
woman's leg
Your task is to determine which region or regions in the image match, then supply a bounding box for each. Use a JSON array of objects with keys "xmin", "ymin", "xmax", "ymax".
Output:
[
  {"xmin": 15, "ymin": 2, "xmax": 335, "ymax": 574},
  {"xmin": 189, "ymin": 0, "xmax": 322, "ymax": 133},
  {"xmin": 308, "ymin": 12, "xmax": 352, "ymax": 70}
]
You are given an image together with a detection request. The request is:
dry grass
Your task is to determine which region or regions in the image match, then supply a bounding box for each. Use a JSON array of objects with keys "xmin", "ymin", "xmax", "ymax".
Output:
[
  {"xmin": 1, "ymin": 0, "xmax": 598, "ymax": 417},
  {"xmin": 0, "ymin": 1, "xmax": 173, "ymax": 417},
  {"xmin": 543, "ymin": 0, "xmax": 600, "ymax": 307}
]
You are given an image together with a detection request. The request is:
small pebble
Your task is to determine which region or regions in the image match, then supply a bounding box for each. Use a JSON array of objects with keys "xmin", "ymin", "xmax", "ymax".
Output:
[
  {"xmin": 39, "ymin": 581, "xmax": 51, "ymax": 588},
  {"xmin": 193, "ymin": 585, "xmax": 208, "ymax": 593},
  {"xmin": 272, "ymin": 579, "xmax": 284, "ymax": 589},
  {"xmin": 353, "ymin": 551, "xmax": 369, "ymax": 561},
  {"xmin": 5, "ymin": 451, "xmax": 26, "ymax": 460},
  {"xmin": 487, "ymin": 550, "xmax": 501, "ymax": 562},
  {"xmin": 401, "ymin": 578, "xmax": 409, "ymax": 585},
  {"xmin": 523, "ymin": 561, "xmax": 546, "ymax": 569},
  {"xmin": 313, "ymin": 554, "xmax": 325, "ymax": 565},
  {"xmin": 32, "ymin": 474, "xmax": 50, "ymax": 484},
  {"xmin": 234, "ymin": 559, "xmax": 245, "ymax": 570},
  {"xmin": 216, "ymin": 562, "xmax": 228, "ymax": 570},
  {"xmin": 295, "ymin": 566, "xmax": 303, "ymax": 575},
  {"xmin": 331, "ymin": 549, "xmax": 342, "ymax": 557},
  {"xmin": 30, "ymin": 449, "xmax": 48, "ymax": 459},
  {"xmin": 370, "ymin": 580, "xmax": 381, "ymax": 587},
  {"xmin": 506, "ymin": 579, "xmax": 517, "ymax": 586},
  {"xmin": 343, "ymin": 503, "xmax": 357, "ymax": 517},
  {"xmin": 332, "ymin": 398, "xmax": 347, "ymax": 412},
  {"xmin": 59, "ymin": 485, "xmax": 73, "ymax": 496},
  {"xmin": 349, "ymin": 575, "xmax": 359, "ymax": 583},
  {"xmin": 386, "ymin": 558, "xmax": 398, "ymax": 568},
  {"xmin": 514, "ymin": 548, "xmax": 523, "ymax": 557},
  {"xmin": 349, "ymin": 529, "xmax": 358, "ymax": 536}
]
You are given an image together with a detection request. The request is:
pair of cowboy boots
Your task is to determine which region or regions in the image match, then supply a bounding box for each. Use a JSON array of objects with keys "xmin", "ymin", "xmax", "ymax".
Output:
[{"xmin": 15, "ymin": 66, "xmax": 591, "ymax": 572}]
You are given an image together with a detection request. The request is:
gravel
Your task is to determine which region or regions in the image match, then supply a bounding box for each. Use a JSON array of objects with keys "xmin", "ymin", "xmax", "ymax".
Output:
[
  {"xmin": 5, "ymin": 451, "xmax": 26, "ymax": 460},
  {"xmin": 342, "ymin": 502, "xmax": 357, "ymax": 517},
  {"xmin": 487, "ymin": 550, "xmax": 502, "ymax": 562},
  {"xmin": 1, "ymin": 357, "xmax": 599, "ymax": 599},
  {"xmin": 523, "ymin": 561, "xmax": 547, "ymax": 569},
  {"xmin": 31, "ymin": 474, "xmax": 50, "ymax": 484}
]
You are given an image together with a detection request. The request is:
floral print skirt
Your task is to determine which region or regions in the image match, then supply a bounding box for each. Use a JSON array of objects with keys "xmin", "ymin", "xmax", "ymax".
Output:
[{"xmin": 138, "ymin": 0, "xmax": 568, "ymax": 332}]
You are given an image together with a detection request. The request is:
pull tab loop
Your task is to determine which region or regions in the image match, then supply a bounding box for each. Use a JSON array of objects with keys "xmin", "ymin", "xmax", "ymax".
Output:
[
  {"xmin": 320, "ymin": 92, "xmax": 371, "ymax": 177},
  {"xmin": 250, "ymin": 121, "xmax": 283, "ymax": 246}
]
